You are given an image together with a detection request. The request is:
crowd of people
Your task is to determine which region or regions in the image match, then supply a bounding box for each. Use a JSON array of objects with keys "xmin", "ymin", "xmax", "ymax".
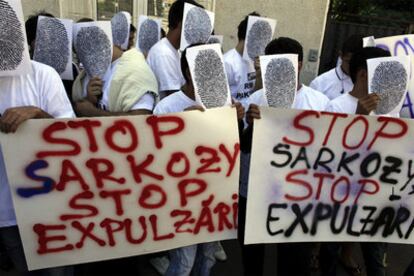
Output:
[{"xmin": 0, "ymin": 0, "xmax": 414, "ymax": 275}]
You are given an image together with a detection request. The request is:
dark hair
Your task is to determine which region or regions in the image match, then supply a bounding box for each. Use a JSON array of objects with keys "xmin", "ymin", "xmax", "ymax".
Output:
[
  {"xmin": 130, "ymin": 24, "xmax": 136, "ymax": 33},
  {"xmin": 342, "ymin": 35, "xmax": 363, "ymax": 55},
  {"xmin": 77, "ymin": 17, "xmax": 94, "ymax": 23},
  {"xmin": 180, "ymin": 43, "xmax": 204, "ymax": 83},
  {"xmin": 237, "ymin": 12, "xmax": 260, "ymax": 41},
  {"xmin": 161, "ymin": 28, "xmax": 166, "ymax": 38},
  {"xmin": 265, "ymin": 37, "xmax": 304, "ymax": 61},
  {"xmin": 349, "ymin": 47, "xmax": 391, "ymax": 83},
  {"xmin": 168, "ymin": 0, "xmax": 203, "ymax": 30},
  {"xmin": 25, "ymin": 12, "xmax": 54, "ymax": 46}
]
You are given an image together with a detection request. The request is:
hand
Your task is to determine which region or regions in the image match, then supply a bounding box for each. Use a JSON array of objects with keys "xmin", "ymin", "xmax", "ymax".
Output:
[
  {"xmin": 0, "ymin": 106, "xmax": 43, "ymax": 133},
  {"xmin": 232, "ymin": 100, "xmax": 245, "ymax": 121},
  {"xmin": 246, "ymin": 104, "xmax": 261, "ymax": 126},
  {"xmin": 74, "ymin": 100, "xmax": 99, "ymax": 117},
  {"xmin": 184, "ymin": 105, "xmax": 205, "ymax": 112},
  {"xmin": 87, "ymin": 77, "xmax": 103, "ymax": 105},
  {"xmin": 356, "ymin": 94, "xmax": 380, "ymax": 115}
]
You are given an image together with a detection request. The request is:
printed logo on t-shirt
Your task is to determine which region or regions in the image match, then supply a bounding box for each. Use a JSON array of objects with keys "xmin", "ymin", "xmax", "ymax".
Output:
[{"xmin": 247, "ymin": 72, "xmax": 256, "ymax": 81}]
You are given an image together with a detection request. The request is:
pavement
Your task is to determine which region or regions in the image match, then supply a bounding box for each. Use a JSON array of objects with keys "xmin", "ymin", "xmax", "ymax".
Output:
[{"xmin": 2, "ymin": 240, "xmax": 413, "ymax": 275}]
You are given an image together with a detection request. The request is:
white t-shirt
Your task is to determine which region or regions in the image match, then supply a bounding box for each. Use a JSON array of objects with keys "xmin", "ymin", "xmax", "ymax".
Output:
[
  {"xmin": 310, "ymin": 65, "xmax": 354, "ymax": 100},
  {"xmin": 154, "ymin": 90, "xmax": 197, "ymax": 115},
  {"xmin": 325, "ymin": 93, "xmax": 358, "ymax": 114},
  {"xmin": 325, "ymin": 93, "xmax": 401, "ymax": 118},
  {"xmin": 248, "ymin": 85, "xmax": 330, "ymax": 111},
  {"xmin": 147, "ymin": 38, "xmax": 185, "ymax": 96},
  {"xmin": 224, "ymin": 48, "xmax": 256, "ymax": 108},
  {"xmin": 83, "ymin": 60, "xmax": 155, "ymax": 112},
  {"xmin": 240, "ymin": 85, "xmax": 329, "ymax": 197},
  {"xmin": 0, "ymin": 61, "xmax": 75, "ymax": 228}
]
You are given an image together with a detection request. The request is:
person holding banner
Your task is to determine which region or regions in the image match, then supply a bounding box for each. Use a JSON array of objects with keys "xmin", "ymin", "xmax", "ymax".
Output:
[
  {"xmin": 0, "ymin": 50, "xmax": 75, "ymax": 276},
  {"xmin": 224, "ymin": 12, "xmax": 260, "ymax": 108},
  {"xmin": 153, "ymin": 43, "xmax": 244, "ymax": 276},
  {"xmin": 147, "ymin": 0, "xmax": 204, "ymax": 100},
  {"xmin": 322, "ymin": 47, "xmax": 392, "ymax": 276},
  {"xmin": 72, "ymin": 24, "xmax": 159, "ymax": 118},
  {"xmin": 243, "ymin": 37, "xmax": 329, "ymax": 276}
]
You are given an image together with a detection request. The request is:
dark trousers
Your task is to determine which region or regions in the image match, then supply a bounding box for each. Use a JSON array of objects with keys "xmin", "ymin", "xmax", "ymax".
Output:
[
  {"xmin": 238, "ymin": 196, "xmax": 312, "ymax": 276},
  {"xmin": 238, "ymin": 196, "xmax": 265, "ymax": 276},
  {"xmin": 320, "ymin": 242, "xmax": 387, "ymax": 276},
  {"xmin": 277, "ymin": 242, "xmax": 312, "ymax": 276},
  {"xmin": 0, "ymin": 226, "xmax": 73, "ymax": 276},
  {"xmin": 405, "ymin": 258, "xmax": 414, "ymax": 276}
]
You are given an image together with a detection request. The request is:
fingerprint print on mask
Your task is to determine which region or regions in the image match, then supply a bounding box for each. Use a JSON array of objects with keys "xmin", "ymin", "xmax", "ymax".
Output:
[
  {"xmin": 111, "ymin": 12, "xmax": 129, "ymax": 47},
  {"xmin": 246, "ymin": 20, "xmax": 272, "ymax": 60},
  {"xmin": 370, "ymin": 61, "xmax": 408, "ymax": 114},
  {"xmin": 265, "ymin": 58, "xmax": 296, "ymax": 108},
  {"xmin": 33, "ymin": 18, "xmax": 69, "ymax": 74},
  {"xmin": 194, "ymin": 49, "xmax": 228, "ymax": 108},
  {"xmin": 184, "ymin": 7, "xmax": 212, "ymax": 45},
  {"xmin": 0, "ymin": 0, "xmax": 25, "ymax": 71},
  {"xmin": 138, "ymin": 19, "xmax": 159, "ymax": 53},
  {"xmin": 76, "ymin": 26, "xmax": 112, "ymax": 78},
  {"xmin": 207, "ymin": 37, "xmax": 220, "ymax": 44}
]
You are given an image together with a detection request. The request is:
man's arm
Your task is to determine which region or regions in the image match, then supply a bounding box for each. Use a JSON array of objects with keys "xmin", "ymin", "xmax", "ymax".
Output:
[
  {"xmin": 74, "ymin": 100, "xmax": 152, "ymax": 117},
  {"xmin": 0, "ymin": 106, "xmax": 52, "ymax": 133}
]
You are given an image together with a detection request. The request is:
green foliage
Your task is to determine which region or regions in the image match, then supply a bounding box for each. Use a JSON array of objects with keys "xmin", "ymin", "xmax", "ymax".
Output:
[{"xmin": 331, "ymin": 0, "xmax": 414, "ymax": 22}]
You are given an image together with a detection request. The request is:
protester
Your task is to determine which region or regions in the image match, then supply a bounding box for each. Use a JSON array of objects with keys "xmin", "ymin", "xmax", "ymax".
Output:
[
  {"xmin": 153, "ymin": 43, "xmax": 244, "ymax": 276},
  {"xmin": 147, "ymin": 0, "xmax": 203, "ymax": 99},
  {"xmin": 310, "ymin": 35, "xmax": 363, "ymax": 100},
  {"xmin": 72, "ymin": 21, "xmax": 158, "ymax": 117},
  {"xmin": 224, "ymin": 12, "xmax": 260, "ymax": 108},
  {"xmin": 0, "ymin": 61, "xmax": 75, "ymax": 276},
  {"xmin": 25, "ymin": 12, "xmax": 79, "ymax": 104},
  {"xmin": 243, "ymin": 37, "xmax": 329, "ymax": 276},
  {"xmin": 322, "ymin": 47, "xmax": 392, "ymax": 276}
]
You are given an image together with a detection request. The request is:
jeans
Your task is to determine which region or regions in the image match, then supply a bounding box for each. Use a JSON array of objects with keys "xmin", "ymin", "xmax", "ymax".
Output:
[
  {"xmin": 165, "ymin": 243, "xmax": 216, "ymax": 276},
  {"xmin": 0, "ymin": 226, "xmax": 73, "ymax": 276},
  {"xmin": 320, "ymin": 242, "xmax": 387, "ymax": 276}
]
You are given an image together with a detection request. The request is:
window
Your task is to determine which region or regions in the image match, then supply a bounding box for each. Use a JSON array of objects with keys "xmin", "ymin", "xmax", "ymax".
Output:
[{"xmin": 97, "ymin": 0, "xmax": 133, "ymax": 20}]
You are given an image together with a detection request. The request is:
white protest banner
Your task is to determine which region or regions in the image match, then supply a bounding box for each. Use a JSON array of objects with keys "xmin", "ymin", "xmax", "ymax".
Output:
[
  {"xmin": 0, "ymin": 108, "xmax": 239, "ymax": 270},
  {"xmin": 245, "ymin": 108, "xmax": 414, "ymax": 245},
  {"xmin": 364, "ymin": 35, "xmax": 414, "ymax": 118},
  {"xmin": 0, "ymin": 0, "xmax": 32, "ymax": 76},
  {"xmin": 367, "ymin": 55, "xmax": 410, "ymax": 116}
]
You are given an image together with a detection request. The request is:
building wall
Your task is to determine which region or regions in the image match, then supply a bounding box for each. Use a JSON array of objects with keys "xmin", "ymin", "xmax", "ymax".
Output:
[
  {"xmin": 22, "ymin": 0, "xmax": 60, "ymax": 19},
  {"xmin": 20, "ymin": 0, "xmax": 329, "ymax": 83},
  {"xmin": 215, "ymin": 0, "xmax": 330, "ymax": 84}
]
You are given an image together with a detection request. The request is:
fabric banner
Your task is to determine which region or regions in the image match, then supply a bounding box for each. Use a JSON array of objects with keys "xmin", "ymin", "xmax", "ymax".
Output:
[
  {"xmin": 0, "ymin": 107, "xmax": 240, "ymax": 270},
  {"xmin": 245, "ymin": 107, "xmax": 414, "ymax": 245}
]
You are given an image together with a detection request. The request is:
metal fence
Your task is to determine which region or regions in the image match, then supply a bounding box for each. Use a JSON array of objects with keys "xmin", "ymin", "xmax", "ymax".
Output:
[{"xmin": 319, "ymin": 15, "xmax": 410, "ymax": 74}]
